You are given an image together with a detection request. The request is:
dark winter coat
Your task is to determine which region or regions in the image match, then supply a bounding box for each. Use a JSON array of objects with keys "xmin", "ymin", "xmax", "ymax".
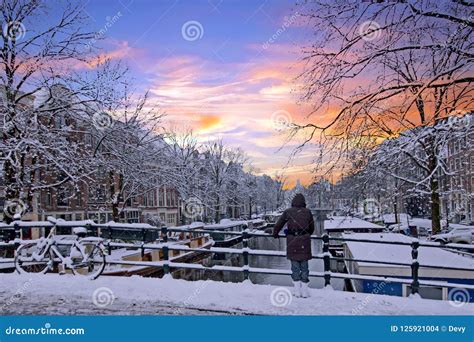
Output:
[{"xmin": 273, "ymin": 193, "xmax": 315, "ymax": 261}]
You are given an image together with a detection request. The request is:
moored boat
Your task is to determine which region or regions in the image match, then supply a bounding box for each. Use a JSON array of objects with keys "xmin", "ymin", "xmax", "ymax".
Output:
[
  {"xmin": 103, "ymin": 222, "xmax": 213, "ymax": 277},
  {"xmin": 204, "ymin": 219, "xmax": 249, "ymax": 247},
  {"xmin": 343, "ymin": 232, "xmax": 474, "ymax": 302}
]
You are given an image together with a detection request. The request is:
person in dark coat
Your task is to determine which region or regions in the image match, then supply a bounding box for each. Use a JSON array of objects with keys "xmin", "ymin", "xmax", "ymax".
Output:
[{"xmin": 273, "ymin": 193, "xmax": 314, "ymax": 298}]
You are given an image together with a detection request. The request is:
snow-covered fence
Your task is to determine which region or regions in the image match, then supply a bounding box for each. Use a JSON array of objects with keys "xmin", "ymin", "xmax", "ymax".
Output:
[{"xmin": 1, "ymin": 219, "xmax": 473, "ymax": 299}]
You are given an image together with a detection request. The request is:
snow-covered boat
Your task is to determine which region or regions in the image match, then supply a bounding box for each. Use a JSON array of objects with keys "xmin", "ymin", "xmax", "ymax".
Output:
[
  {"xmin": 324, "ymin": 216, "xmax": 385, "ymax": 257},
  {"xmin": 204, "ymin": 219, "xmax": 249, "ymax": 247},
  {"xmin": 246, "ymin": 218, "xmax": 267, "ymax": 230},
  {"xmin": 103, "ymin": 222, "xmax": 214, "ymax": 277},
  {"xmin": 325, "ymin": 216, "xmax": 385, "ymax": 234},
  {"xmin": 343, "ymin": 233, "xmax": 474, "ymax": 302},
  {"xmin": 262, "ymin": 212, "xmax": 282, "ymax": 227}
]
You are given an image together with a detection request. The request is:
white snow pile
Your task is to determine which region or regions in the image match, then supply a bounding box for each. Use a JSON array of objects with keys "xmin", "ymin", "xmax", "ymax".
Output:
[{"xmin": 0, "ymin": 274, "xmax": 472, "ymax": 315}]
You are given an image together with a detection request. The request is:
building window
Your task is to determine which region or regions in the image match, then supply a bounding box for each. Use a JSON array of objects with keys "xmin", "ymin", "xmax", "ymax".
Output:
[
  {"xmin": 44, "ymin": 192, "xmax": 52, "ymax": 207},
  {"xmin": 56, "ymin": 188, "xmax": 69, "ymax": 207},
  {"xmin": 158, "ymin": 188, "xmax": 164, "ymax": 207},
  {"xmin": 144, "ymin": 190, "xmax": 155, "ymax": 207},
  {"xmin": 166, "ymin": 213, "xmax": 176, "ymax": 225},
  {"xmin": 76, "ymin": 191, "xmax": 82, "ymax": 207},
  {"xmin": 126, "ymin": 210, "xmax": 139, "ymax": 223}
]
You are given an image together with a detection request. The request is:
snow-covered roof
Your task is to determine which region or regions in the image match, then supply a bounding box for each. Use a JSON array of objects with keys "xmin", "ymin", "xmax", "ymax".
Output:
[
  {"xmin": 101, "ymin": 222, "xmax": 158, "ymax": 230},
  {"xmin": 249, "ymin": 219, "xmax": 265, "ymax": 224},
  {"xmin": 324, "ymin": 216, "xmax": 384, "ymax": 231},
  {"xmin": 343, "ymin": 233, "xmax": 474, "ymax": 270},
  {"xmin": 205, "ymin": 220, "xmax": 248, "ymax": 229},
  {"xmin": 169, "ymin": 222, "xmax": 205, "ymax": 230}
]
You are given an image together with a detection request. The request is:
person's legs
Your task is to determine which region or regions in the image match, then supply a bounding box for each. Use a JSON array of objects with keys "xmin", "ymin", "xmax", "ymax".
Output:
[
  {"xmin": 290, "ymin": 260, "xmax": 302, "ymax": 297},
  {"xmin": 300, "ymin": 260, "xmax": 309, "ymax": 283},
  {"xmin": 290, "ymin": 260, "xmax": 302, "ymax": 282},
  {"xmin": 300, "ymin": 260, "xmax": 311, "ymax": 298}
]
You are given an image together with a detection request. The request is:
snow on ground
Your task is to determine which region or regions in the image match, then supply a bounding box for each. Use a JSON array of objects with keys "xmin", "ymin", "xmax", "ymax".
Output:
[{"xmin": 0, "ymin": 274, "xmax": 472, "ymax": 316}]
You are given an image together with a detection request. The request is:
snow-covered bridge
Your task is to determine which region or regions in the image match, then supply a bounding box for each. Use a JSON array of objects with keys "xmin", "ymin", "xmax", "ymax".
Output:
[
  {"xmin": 1, "ymin": 273, "xmax": 472, "ymax": 316},
  {"xmin": 1, "ymin": 218, "xmax": 473, "ymax": 314}
]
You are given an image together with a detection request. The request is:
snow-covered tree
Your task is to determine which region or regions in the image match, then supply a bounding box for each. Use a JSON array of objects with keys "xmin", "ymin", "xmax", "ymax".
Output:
[
  {"xmin": 201, "ymin": 139, "xmax": 248, "ymax": 222},
  {"xmin": 0, "ymin": 0, "xmax": 166, "ymax": 223},
  {"xmin": 292, "ymin": 0, "xmax": 473, "ymax": 232},
  {"xmin": 0, "ymin": 0, "xmax": 104, "ymax": 222}
]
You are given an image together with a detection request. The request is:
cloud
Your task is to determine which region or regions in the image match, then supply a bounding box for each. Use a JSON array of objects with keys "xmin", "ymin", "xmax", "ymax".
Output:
[{"xmin": 118, "ymin": 44, "xmax": 319, "ymax": 184}]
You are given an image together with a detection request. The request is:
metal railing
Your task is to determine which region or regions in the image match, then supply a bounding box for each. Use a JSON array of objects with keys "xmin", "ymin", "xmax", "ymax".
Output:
[{"xmin": 1, "ymin": 219, "xmax": 473, "ymax": 297}]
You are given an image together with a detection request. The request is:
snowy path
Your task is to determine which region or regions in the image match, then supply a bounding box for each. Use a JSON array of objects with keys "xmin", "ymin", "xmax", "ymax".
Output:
[{"xmin": 0, "ymin": 274, "xmax": 472, "ymax": 316}]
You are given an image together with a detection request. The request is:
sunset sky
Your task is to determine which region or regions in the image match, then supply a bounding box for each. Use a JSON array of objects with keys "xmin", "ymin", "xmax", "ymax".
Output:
[{"xmin": 82, "ymin": 0, "xmax": 316, "ymax": 187}]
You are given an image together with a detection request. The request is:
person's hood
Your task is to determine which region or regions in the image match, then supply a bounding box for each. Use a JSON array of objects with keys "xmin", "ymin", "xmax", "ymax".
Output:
[{"xmin": 291, "ymin": 193, "xmax": 306, "ymax": 208}]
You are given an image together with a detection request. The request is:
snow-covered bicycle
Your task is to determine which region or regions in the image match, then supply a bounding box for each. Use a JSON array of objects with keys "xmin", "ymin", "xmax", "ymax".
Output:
[{"xmin": 14, "ymin": 226, "xmax": 106, "ymax": 279}]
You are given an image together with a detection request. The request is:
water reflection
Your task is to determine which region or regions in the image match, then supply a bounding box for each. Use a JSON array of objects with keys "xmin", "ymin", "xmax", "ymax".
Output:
[{"xmin": 171, "ymin": 235, "xmax": 344, "ymax": 290}]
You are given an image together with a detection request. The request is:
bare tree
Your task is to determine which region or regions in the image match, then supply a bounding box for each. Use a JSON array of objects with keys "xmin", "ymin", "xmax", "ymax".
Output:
[
  {"xmin": 293, "ymin": 0, "xmax": 473, "ymax": 232},
  {"xmin": 0, "ymin": 0, "xmax": 104, "ymax": 222},
  {"xmin": 202, "ymin": 139, "xmax": 248, "ymax": 222},
  {"xmin": 90, "ymin": 86, "xmax": 166, "ymax": 222}
]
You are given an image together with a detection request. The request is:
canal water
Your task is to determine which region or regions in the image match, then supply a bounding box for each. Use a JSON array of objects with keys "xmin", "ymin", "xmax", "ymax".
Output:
[{"xmin": 173, "ymin": 235, "xmax": 344, "ymax": 291}]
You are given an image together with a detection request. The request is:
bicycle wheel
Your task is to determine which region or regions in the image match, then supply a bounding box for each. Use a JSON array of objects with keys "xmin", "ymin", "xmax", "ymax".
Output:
[
  {"xmin": 70, "ymin": 243, "xmax": 106, "ymax": 280},
  {"xmin": 15, "ymin": 242, "xmax": 52, "ymax": 274}
]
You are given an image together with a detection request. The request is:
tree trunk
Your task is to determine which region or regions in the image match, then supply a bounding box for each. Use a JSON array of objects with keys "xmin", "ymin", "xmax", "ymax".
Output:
[
  {"xmin": 3, "ymin": 159, "xmax": 18, "ymax": 224},
  {"xmin": 109, "ymin": 171, "xmax": 120, "ymax": 222},
  {"xmin": 428, "ymin": 144, "xmax": 441, "ymax": 234},
  {"xmin": 214, "ymin": 195, "xmax": 220, "ymax": 223},
  {"xmin": 430, "ymin": 178, "xmax": 441, "ymax": 234}
]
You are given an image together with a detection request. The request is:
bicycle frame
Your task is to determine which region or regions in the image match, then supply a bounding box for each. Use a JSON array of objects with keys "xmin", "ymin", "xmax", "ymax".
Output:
[{"xmin": 21, "ymin": 226, "xmax": 101, "ymax": 271}]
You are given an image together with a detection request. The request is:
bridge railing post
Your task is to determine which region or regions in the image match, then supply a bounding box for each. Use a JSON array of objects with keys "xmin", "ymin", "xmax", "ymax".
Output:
[
  {"xmin": 13, "ymin": 220, "xmax": 20, "ymax": 240},
  {"xmin": 242, "ymin": 230, "xmax": 249, "ymax": 281},
  {"xmin": 106, "ymin": 241, "xmax": 112, "ymax": 256},
  {"xmin": 322, "ymin": 233, "xmax": 331, "ymax": 287},
  {"xmin": 161, "ymin": 226, "xmax": 170, "ymax": 275},
  {"xmin": 410, "ymin": 241, "xmax": 420, "ymax": 295}
]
